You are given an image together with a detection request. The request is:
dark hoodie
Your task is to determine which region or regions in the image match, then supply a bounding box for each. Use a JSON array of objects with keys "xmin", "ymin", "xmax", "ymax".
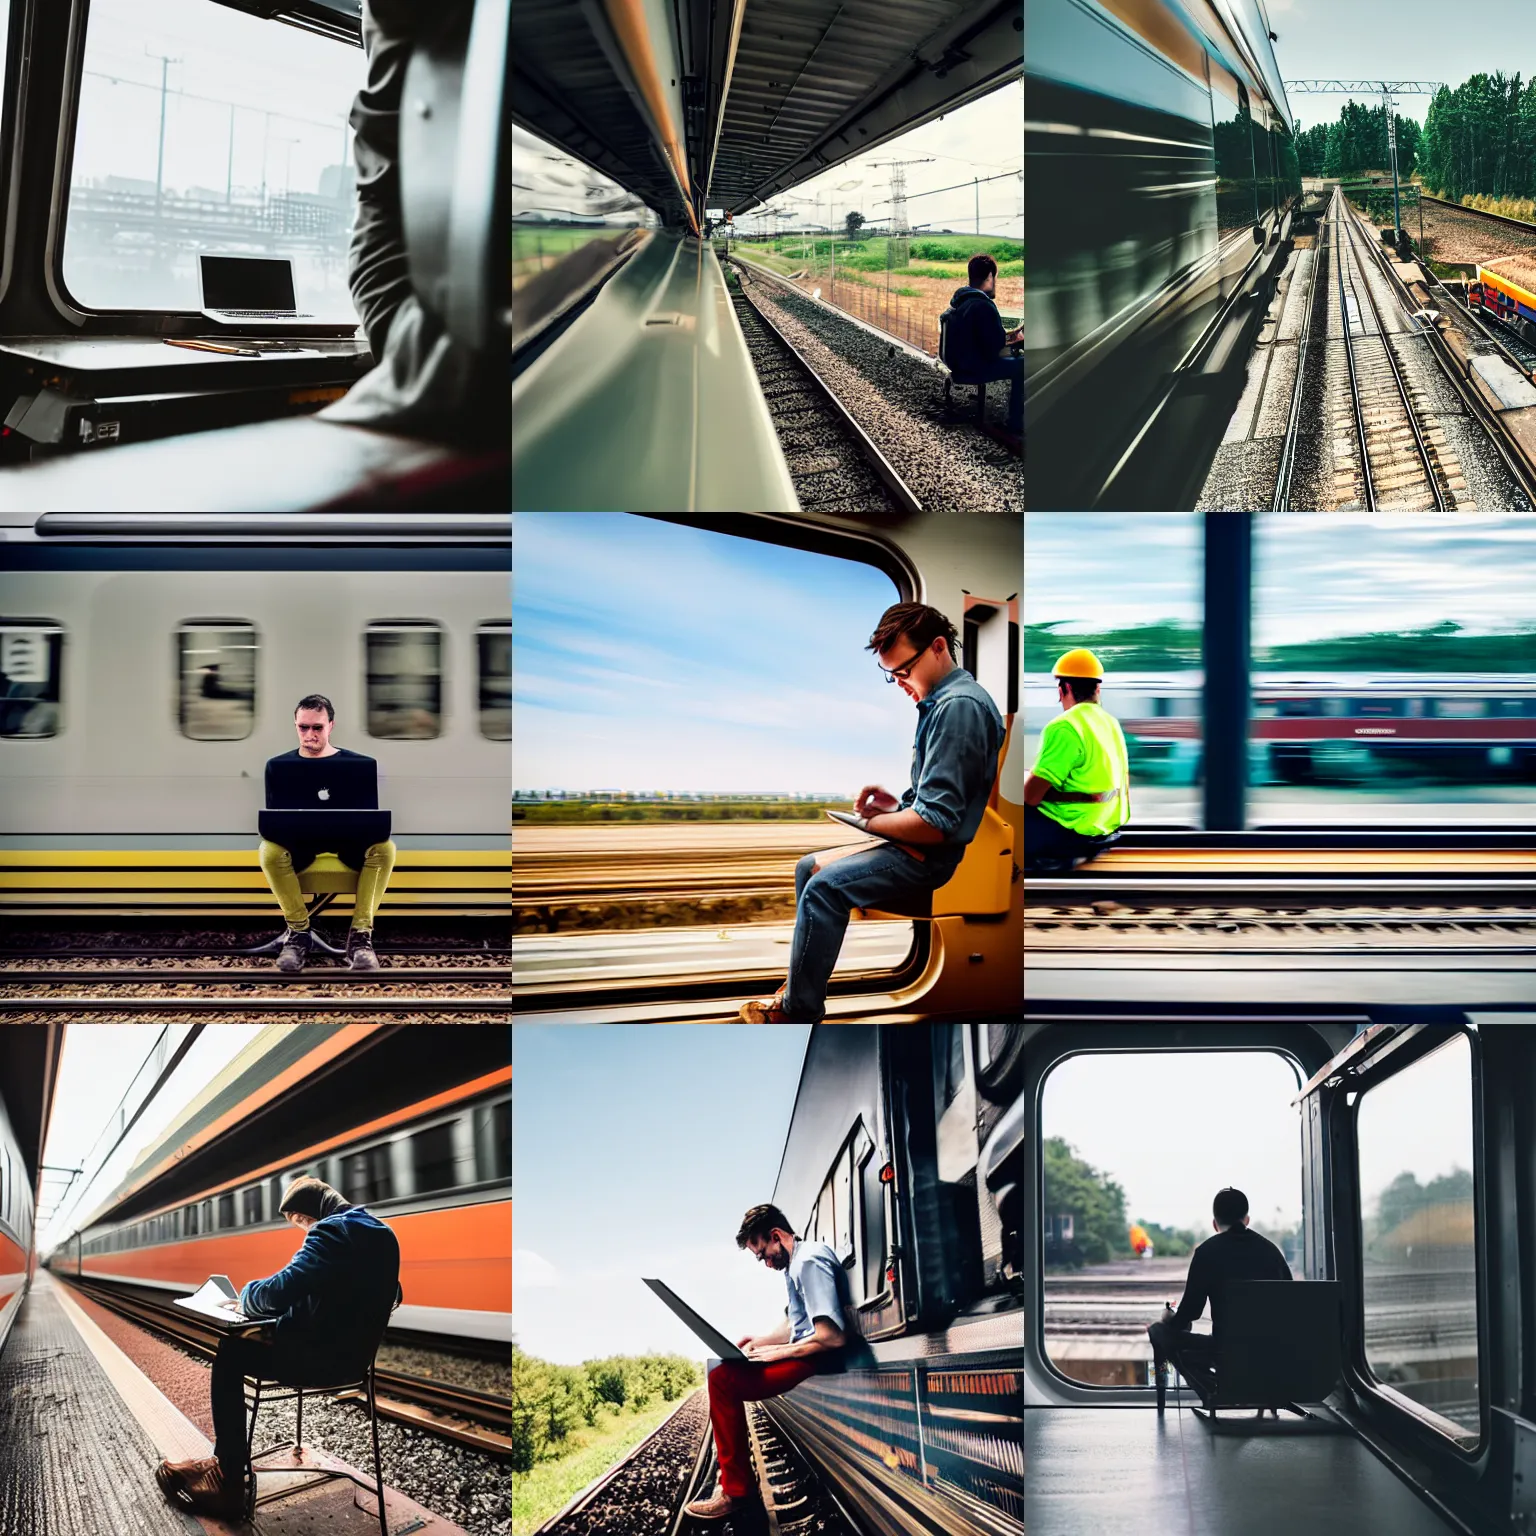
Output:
[{"xmin": 946, "ymin": 284, "xmax": 1008, "ymax": 374}]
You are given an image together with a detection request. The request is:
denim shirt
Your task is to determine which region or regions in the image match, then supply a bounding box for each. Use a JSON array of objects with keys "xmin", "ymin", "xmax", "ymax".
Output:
[{"xmin": 899, "ymin": 667, "xmax": 1006, "ymax": 876}]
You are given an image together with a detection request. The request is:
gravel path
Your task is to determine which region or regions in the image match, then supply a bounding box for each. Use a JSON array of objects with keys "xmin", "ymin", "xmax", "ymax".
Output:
[
  {"xmin": 737, "ymin": 269, "xmax": 1023, "ymax": 513},
  {"xmin": 68, "ymin": 1285, "xmax": 511, "ymax": 1536},
  {"xmin": 377, "ymin": 1343, "xmax": 511, "ymax": 1397}
]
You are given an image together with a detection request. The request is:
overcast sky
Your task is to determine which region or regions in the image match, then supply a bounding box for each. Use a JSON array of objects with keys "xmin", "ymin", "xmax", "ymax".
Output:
[
  {"xmin": 38, "ymin": 1025, "xmax": 265, "ymax": 1248},
  {"xmin": 513, "ymin": 1024, "xmax": 812, "ymax": 1365},
  {"xmin": 1025, "ymin": 514, "xmax": 1536, "ymax": 649},
  {"xmin": 512, "ymin": 513, "xmax": 915, "ymax": 794},
  {"xmin": 1043, "ymin": 1034, "xmax": 1476, "ymax": 1233},
  {"xmin": 1266, "ymin": 0, "xmax": 1532, "ymax": 132}
]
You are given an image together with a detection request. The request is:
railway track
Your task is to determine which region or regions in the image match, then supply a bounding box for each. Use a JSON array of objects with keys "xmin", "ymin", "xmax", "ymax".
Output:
[
  {"xmin": 0, "ymin": 965, "xmax": 509, "ymax": 984},
  {"xmin": 60, "ymin": 1276, "xmax": 512, "ymax": 1457},
  {"xmin": 727, "ymin": 266, "xmax": 922, "ymax": 516}
]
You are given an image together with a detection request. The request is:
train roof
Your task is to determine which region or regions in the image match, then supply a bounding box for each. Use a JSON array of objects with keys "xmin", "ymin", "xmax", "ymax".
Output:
[{"xmin": 1480, "ymin": 256, "xmax": 1536, "ymax": 295}]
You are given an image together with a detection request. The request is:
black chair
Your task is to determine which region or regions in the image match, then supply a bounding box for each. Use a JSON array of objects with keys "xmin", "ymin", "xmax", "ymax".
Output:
[
  {"xmin": 242, "ymin": 1287, "xmax": 402, "ymax": 1534},
  {"xmin": 1159, "ymin": 1281, "xmax": 1342, "ymax": 1422},
  {"xmin": 937, "ymin": 309, "xmax": 990, "ymax": 424}
]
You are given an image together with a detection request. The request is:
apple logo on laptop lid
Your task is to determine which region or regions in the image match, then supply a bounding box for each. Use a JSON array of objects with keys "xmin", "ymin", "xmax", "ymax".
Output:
[{"xmin": 319, "ymin": 788, "xmax": 330, "ymax": 801}]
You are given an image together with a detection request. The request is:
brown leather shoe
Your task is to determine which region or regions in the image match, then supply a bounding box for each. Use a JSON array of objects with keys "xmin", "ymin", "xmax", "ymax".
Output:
[
  {"xmin": 684, "ymin": 1486, "xmax": 751, "ymax": 1520},
  {"xmin": 738, "ymin": 990, "xmax": 818, "ymax": 1023},
  {"xmin": 156, "ymin": 1457, "xmax": 247, "ymax": 1519}
]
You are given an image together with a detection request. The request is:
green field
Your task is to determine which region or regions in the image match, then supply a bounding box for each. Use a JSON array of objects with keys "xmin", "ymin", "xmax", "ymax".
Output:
[
  {"xmin": 739, "ymin": 233, "xmax": 1022, "ymax": 280},
  {"xmin": 512, "ymin": 226, "xmax": 638, "ymax": 260},
  {"xmin": 513, "ymin": 797, "xmax": 854, "ymax": 824},
  {"xmin": 512, "ymin": 1396, "xmax": 690, "ymax": 1535}
]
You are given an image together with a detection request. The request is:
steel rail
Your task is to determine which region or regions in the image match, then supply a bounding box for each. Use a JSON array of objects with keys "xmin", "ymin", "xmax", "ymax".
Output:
[
  {"xmin": 1272, "ymin": 218, "xmax": 1325, "ymax": 512},
  {"xmin": 59, "ymin": 1277, "xmax": 512, "ymax": 1455},
  {"xmin": 0, "ymin": 967, "xmax": 511, "ymax": 985},
  {"xmin": 729, "ymin": 265, "xmax": 926, "ymax": 515},
  {"xmin": 0, "ymin": 996, "xmax": 510, "ymax": 1014},
  {"xmin": 1333, "ymin": 192, "xmax": 1377, "ymax": 508},
  {"xmin": 1335, "ymin": 193, "xmax": 1445, "ymax": 510},
  {"xmin": 1337, "ymin": 189, "xmax": 1536, "ymax": 506},
  {"xmin": 1338, "ymin": 197, "xmax": 1446, "ymax": 509}
]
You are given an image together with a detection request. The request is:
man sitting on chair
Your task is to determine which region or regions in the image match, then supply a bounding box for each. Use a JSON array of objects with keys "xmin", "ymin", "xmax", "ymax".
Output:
[
  {"xmin": 260, "ymin": 693, "xmax": 396, "ymax": 973},
  {"xmin": 1147, "ymin": 1187, "xmax": 1292, "ymax": 1408},
  {"xmin": 155, "ymin": 1176, "xmax": 401, "ymax": 1520}
]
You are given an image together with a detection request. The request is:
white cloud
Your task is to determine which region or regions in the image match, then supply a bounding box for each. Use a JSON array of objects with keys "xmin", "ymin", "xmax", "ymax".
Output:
[{"xmin": 513, "ymin": 1249, "xmax": 561, "ymax": 1289}]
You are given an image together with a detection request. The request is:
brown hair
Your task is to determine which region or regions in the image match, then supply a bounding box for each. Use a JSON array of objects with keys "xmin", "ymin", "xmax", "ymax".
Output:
[
  {"xmin": 1059, "ymin": 676, "xmax": 1100, "ymax": 703},
  {"xmin": 967, "ymin": 253, "xmax": 998, "ymax": 288},
  {"xmin": 735, "ymin": 1203, "xmax": 794, "ymax": 1249},
  {"xmin": 865, "ymin": 602, "xmax": 959, "ymax": 660},
  {"xmin": 278, "ymin": 1176, "xmax": 349, "ymax": 1220}
]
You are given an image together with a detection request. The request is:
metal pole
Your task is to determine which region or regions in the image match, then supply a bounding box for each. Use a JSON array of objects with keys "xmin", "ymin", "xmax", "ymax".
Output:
[
  {"xmin": 226, "ymin": 103, "xmax": 234, "ymax": 204},
  {"xmin": 1203, "ymin": 513, "xmax": 1252, "ymax": 831},
  {"xmin": 148, "ymin": 51, "xmax": 179, "ymax": 224},
  {"xmin": 974, "ymin": 177, "xmax": 979, "ymax": 235},
  {"xmin": 1385, "ymin": 86, "xmax": 1401, "ymax": 239}
]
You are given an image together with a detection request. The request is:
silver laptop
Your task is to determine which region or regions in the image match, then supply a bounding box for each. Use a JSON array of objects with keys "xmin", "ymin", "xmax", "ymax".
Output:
[
  {"xmin": 198, "ymin": 254, "xmax": 357, "ymax": 335},
  {"xmin": 643, "ymin": 1279, "xmax": 748, "ymax": 1360}
]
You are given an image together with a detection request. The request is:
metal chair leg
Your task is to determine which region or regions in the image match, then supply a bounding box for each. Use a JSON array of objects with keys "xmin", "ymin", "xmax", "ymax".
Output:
[
  {"xmin": 295, "ymin": 1387, "xmax": 303, "ymax": 1451},
  {"xmin": 246, "ymin": 1378, "xmax": 262, "ymax": 1460},
  {"xmin": 368, "ymin": 1367, "xmax": 388, "ymax": 1536}
]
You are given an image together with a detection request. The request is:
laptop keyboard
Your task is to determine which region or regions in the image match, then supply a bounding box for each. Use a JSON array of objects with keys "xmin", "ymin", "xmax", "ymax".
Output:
[{"xmin": 215, "ymin": 308, "xmax": 314, "ymax": 319}]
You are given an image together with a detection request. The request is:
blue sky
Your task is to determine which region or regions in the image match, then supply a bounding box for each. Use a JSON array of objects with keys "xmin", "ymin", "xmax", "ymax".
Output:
[
  {"xmin": 1025, "ymin": 514, "xmax": 1536, "ymax": 650},
  {"xmin": 512, "ymin": 514, "xmax": 916, "ymax": 792},
  {"xmin": 512, "ymin": 1024, "xmax": 813, "ymax": 1365},
  {"xmin": 1266, "ymin": 0, "xmax": 1532, "ymax": 132}
]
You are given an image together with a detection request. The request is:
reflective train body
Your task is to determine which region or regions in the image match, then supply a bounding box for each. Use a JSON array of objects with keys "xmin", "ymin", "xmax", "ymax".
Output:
[
  {"xmin": 1025, "ymin": 674, "xmax": 1536, "ymax": 788},
  {"xmin": 764, "ymin": 1024, "xmax": 1023, "ymax": 1536},
  {"xmin": 48, "ymin": 1026, "xmax": 511, "ymax": 1343},
  {"xmin": 1025, "ymin": 0, "xmax": 1301, "ymax": 508},
  {"xmin": 0, "ymin": 1088, "xmax": 35, "ymax": 1359},
  {"xmin": 0, "ymin": 534, "xmax": 511, "ymax": 921}
]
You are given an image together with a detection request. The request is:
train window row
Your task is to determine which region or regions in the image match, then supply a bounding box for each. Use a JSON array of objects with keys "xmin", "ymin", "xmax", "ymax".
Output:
[
  {"xmin": 0, "ymin": 618, "xmax": 512, "ymax": 742},
  {"xmin": 79, "ymin": 1094, "xmax": 510, "ymax": 1257},
  {"xmin": 1254, "ymin": 696, "xmax": 1536, "ymax": 720},
  {"xmin": 0, "ymin": 1143, "xmax": 31, "ymax": 1251},
  {"xmin": 804, "ymin": 1119, "xmax": 885, "ymax": 1308}
]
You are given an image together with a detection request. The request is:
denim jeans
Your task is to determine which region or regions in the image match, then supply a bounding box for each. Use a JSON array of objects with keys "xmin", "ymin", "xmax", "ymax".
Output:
[
  {"xmin": 782, "ymin": 844, "xmax": 947, "ymax": 1020},
  {"xmin": 211, "ymin": 1334, "xmax": 358, "ymax": 1478},
  {"xmin": 1023, "ymin": 804, "xmax": 1118, "ymax": 873}
]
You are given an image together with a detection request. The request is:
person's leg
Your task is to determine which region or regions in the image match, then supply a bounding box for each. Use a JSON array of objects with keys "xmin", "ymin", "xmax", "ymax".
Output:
[
  {"xmin": 1000, "ymin": 354, "xmax": 1023, "ymax": 435},
  {"xmin": 210, "ymin": 1336, "xmax": 277, "ymax": 1482},
  {"xmin": 704, "ymin": 1359, "xmax": 822, "ymax": 1499},
  {"xmin": 258, "ymin": 841, "xmax": 310, "ymax": 930},
  {"xmin": 1023, "ymin": 805, "xmax": 1091, "ymax": 872},
  {"xmin": 351, "ymin": 840, "xmax": 397, "ymax": 931},
  {"xmin": 781, "ymin": 846, "xmax": 938, "ymax": 1020}
]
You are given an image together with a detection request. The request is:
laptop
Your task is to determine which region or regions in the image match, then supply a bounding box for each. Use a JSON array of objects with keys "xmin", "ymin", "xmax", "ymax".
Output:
[
  {"xmin": 198, "ymin": 254, "xmax": 358, "ymax": 335},
  {"xmin": 642, "ymin": 1279, "xmax": 748, "ymax": 1361},
  {"xmin": 260, "ymin": 753, "xmax": 390, "ymax": 848},
  {"xmin": 826, "ymin": 809, "xmax": 912, "ymax": 847}
]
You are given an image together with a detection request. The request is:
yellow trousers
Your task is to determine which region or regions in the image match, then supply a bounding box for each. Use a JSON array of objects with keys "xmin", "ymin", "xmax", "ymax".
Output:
[{"xmin": 257, "ymin": 840, "xmax": 397, "ymax": 931}]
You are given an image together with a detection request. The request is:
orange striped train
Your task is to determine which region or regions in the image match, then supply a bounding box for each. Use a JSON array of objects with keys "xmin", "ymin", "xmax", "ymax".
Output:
[{"xmin": 1470, "ymin": 257, "xmax": 1536, "ymax": 346}]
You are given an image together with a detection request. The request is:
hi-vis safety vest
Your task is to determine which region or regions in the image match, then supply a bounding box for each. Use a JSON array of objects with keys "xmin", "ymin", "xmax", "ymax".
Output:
[{"xmin": 1032, "ymin": 700, "xmax": 1131, "ymax": 838}]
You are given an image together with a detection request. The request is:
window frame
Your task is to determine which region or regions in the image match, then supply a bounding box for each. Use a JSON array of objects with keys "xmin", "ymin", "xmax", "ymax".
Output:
[
  {"xmin": 1346, "ymin": 1027, "xmax": 1490, "ymax": 1458},
  {"xmin": 476, "ymin": 618, "xmax": 511, "ymax": 741},
  {"xmin": 46, "ymin": 0, "xmax": 363, "ymax": 331},
  {"xmin": 175, "ymin": 618, "xmax": 259, "ymax": 742},
  {"xmin": 364, "ymin": 619, "xmax": 445, "ymax": 741},
  {"xmin": 0, "ymin": 619, "xmax": 66, "ymax": 740}
]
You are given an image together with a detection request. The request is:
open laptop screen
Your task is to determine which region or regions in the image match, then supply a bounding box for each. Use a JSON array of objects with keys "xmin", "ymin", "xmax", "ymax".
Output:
[{"xmin": 201, "ymin": 255, "xmax": 297, "ymax": 310}]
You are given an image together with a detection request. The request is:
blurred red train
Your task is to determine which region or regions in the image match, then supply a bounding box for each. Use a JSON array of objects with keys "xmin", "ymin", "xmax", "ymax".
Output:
[{"xmin": 47, "ymin": 1025, "xmax": 510, "ymax": 1344}]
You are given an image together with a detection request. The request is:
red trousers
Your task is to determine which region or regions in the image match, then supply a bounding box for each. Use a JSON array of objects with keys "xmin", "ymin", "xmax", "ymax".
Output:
[{"xmin": 707, "ymin": 1357, "xmax": 820, "ymax": 1497}]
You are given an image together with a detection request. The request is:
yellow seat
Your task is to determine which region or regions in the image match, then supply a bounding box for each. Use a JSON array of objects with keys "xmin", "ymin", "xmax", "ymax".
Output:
[
  {"xmin": 298, "ymin": 852, "xmax": 362, "ymax": 898},
  {"xmin": 851, "ymin": 803, "xmax": 1015, "ymax": 921}
]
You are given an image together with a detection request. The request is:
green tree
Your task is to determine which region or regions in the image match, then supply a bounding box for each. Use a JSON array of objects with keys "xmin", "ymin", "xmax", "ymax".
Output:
[
  {"xmin": 844, "ymin": 210, "xmax": 866, "ymax": 241},
  {"xmin": 1295, "ymin": 122, "xmax": 1330, "ymax": 176},
  {"xmin": 1043, "ymin": 1137, "xmax": 1130, "ymax": 1267}
]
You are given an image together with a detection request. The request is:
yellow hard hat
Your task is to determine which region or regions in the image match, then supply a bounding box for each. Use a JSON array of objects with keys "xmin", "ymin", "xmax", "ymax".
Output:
[{"xmin": 1052, "ymin": 648, "xmax": 1104, "ymax": 680}]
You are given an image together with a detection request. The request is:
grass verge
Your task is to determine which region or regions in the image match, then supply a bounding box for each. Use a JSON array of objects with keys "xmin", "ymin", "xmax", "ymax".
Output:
[{"xmin": 512, "ymin": 1395, "xmax": 696, "ymax": 1535}]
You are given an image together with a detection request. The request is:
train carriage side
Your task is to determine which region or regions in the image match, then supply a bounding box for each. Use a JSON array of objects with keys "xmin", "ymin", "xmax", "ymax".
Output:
[
  {"xmin": 0, "ymin": 1095, "xmax": 36, "ymax": 1358},
  {"xmin": 764, "ymin": 1024, "xmax": 1024, "ymax": 1535},
  {"xmin": 1025, "ymin": 0, "xmax": 1301, "ymax": 508},
  {"xmin": 0, "ymin": 554, "xmax": 511, "ymax": 920}
]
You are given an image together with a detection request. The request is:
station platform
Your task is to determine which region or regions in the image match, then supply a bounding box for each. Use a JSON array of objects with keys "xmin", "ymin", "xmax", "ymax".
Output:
[
  {"xmin": 0, "ymin": 1271, "xmax": 463, "ymax": 1535},
  {"xmin": 1027, "ymin": 1406, "xmax": 1462, "ymax": 1535}
]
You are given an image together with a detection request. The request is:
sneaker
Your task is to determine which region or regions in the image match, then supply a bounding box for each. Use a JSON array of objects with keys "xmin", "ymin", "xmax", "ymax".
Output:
[
  {"xmin": 276, "ymin": 927, "xmax": 312, "ymax": 973},
  {"xmin": 684, "ymin": 1486, "xmax": 755, "ymax": 1521},
  {"xmin": 346, "ymin": 928, "xmax": 378, "ymax": 971}
]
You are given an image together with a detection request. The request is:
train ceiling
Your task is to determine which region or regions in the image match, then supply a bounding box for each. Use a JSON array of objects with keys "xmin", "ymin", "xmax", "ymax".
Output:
[{"xmin": 512, "ymin": 0, "xmax": 1023, "ymax": 229}]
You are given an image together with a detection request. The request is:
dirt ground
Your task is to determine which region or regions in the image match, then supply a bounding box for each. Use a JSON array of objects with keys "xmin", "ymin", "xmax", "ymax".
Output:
[{"xmin": 1418, "ymin": 203, "xmax": 1536, "ymax": 273}]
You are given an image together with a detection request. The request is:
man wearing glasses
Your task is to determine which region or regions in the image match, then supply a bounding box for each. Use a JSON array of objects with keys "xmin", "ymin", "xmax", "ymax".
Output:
[
  {"xmin": 740, "ymin": 603, "xmax": 1004, "ymax": 1022},
  {"xmin": 258, "ymin": 694, "xmax": 396, "ymax": 973}
]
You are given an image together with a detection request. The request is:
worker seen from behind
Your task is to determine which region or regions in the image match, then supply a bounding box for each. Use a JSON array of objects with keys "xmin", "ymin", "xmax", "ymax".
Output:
[
  {"xmin": 946, "ymin": 252, "xmax": 1023, "ymax": 437},
  {"xmin": 1024, "ymin": 649, "xmax": 1129, "ymax": 873}
]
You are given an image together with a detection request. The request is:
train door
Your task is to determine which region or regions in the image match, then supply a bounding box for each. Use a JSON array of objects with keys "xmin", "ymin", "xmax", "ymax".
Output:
[{"xmin": 1298, "ymin": 1023, "xmax": 1487, "ymax": 1454}]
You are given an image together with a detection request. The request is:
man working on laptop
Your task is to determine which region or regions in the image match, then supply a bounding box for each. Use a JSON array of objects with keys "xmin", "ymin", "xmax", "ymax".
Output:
[
  {"xmin": 739, "ymin": 602, "xmax": 1004, "ymax": 1022},
  {"xmin": 154, "ymin": 1176, "xmax": 401, "ymax": 1520},
  {"xmin": 684, "ymin": 1204, "xmax": 850, "ymax": 1521},
  {"xmin": 259, "ymin": 694, "xmax": 395, "ymax": 973}
]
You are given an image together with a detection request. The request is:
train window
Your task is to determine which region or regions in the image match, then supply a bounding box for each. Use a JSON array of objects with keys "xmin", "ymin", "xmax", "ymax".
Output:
[
  {"xmin": 858, "ymin": 1137, "xmax": 885, "ymax": 1301},
  {"xmin": 0, "ymin": 621, "xmax": 65, "ymax": 739},
  {"xmin": 365, "ymin": 622, "xmax": 442, "ymax": 740},
  {"xmin": 184, "ymin": 1204, "xmax": 198, "ymax": 1237},
  {"xmin": 340, "ymin": 1144, "xmax": 393, "ymax": 1205},
  {"xmin": 60, "ymin": 0, "xmax": 365, "ymax": 317},
  {"xmin": 217, "ymin": 1193, "xmax": 235, "ymax": 1229},
  {"xmin": 202, "ymin": 1199, "xmax": 213, "ymax": 1233},
  {"xmin": 1356, "ymin": 1033, "xmax": 1481, "ymax": 1449},
  {"xmin": 243, "ymin": 1187, "xmax": 263, "ymax": 1225},
  {"xmin": 1254, "ymin": 518, "xmax": 1535, "ymax": 820},
  {"xmin": 411, "ymin": 1122, "xmax": 457, "ymax": 1195},
  {"xmin": 1212, "ymin": 68, "xmax": 1258, "ymax": 234},
  {"xmin": 478, "ymin": 622, "xmax": 511, "ymax": 740},
  {"xmin": 1041, "ymin": 1051, "xmax": 1302, "ymax": 1388},
  {"xmin": 474, "ymin": 1098, "xmax": 511, "ymax": 1182},
  {"xmin": 177, "ymin": 623, "xmax": 257, "ymax": 740}
]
